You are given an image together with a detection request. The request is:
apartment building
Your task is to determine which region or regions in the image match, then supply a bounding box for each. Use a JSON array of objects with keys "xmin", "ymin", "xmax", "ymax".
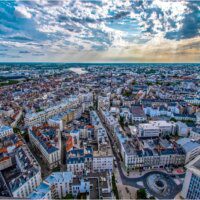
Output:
[
  {"xmin": 28, "ymin": 125, "xmax": 61, "ymax": 169},
  {"xmin": 189, "ymin": 127, "xmax": 200, "ymax": 140},
  {"xmin": 98, "ymin": 96, "xmax": 110, "ymax": 111},
  {"xmin": 29, "ymin": 172, "xmax": 77, "ymax": 199},
  {"xmin": 79, "ymin": 92, "xmax": 93, "ymax": 111},
  {"xmin": 185, "ymin": 97, "xmax": 200, "ymax": 105},
  {"xmin": 100, "ymin": 109, "xmax": 118, "ymax": 132},
  {"xmin": 131, "ymin": 105, "xmax": 147, "ymax": 122},
  {"xmin": 66, "ymin": 147, "xmax": 93, "ymax": 174},
  {"xmin": 11, "ymin": 147, "xmax": 42, "ymax": 198},
  {"xmin": 29, "ymin": 171, "xmax": 111, "ymax": 199},
  {"xmin": 90, "ymin": 111, "xmax": 114, "ymax": 172},
  {"xmin": 121, "ymin": 138, "xmax": 185, "ymax": 171},
  {"xmin": 0, "ymin": 133, "xmax": 41, "ymax": 198},
  {"xmin": 25, "ymin": 96, "xmax": 80, "ymax": 127},
  {"xmin": 0, "ymin": 125, "xmax": 13, "ymax": 139}
]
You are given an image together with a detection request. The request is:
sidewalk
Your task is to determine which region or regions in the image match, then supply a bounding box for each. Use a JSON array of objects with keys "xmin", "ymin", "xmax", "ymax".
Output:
[
  {"xmin": 117, "ymin": 184, "xmax": 137, "ymax": 199},
  {"xmin": 114, "ymin": 166, "xmax": 123, "ymax": 184},
  {"xmin": 121, "ymin": 163, "xmax": 185, "ymax": 179}
]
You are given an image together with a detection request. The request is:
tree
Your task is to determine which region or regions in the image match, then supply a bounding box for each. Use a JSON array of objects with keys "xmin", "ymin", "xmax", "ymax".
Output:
[
  {"xmin": 170, "ymin": 118, "xmax": 177, "ymax": 122},
  {"xmin": 149, "ymin": 196, "xmax": 155, "ymax": 199},
  {"xmin": 112, "ymin": 174, "xmax": 119, "ymax": 199},
  {"xmin": 23, "ymin": 132, "xmax": 30, "ymax": 142},
  {"xmin": 123, "ymin": 90, "xmax": 132, "ymax": 97},
  {"xmin": 132, "ymin": 80, "xmax": 137, "ymax": 85},
  {"xmin": 13, "ymin": 127, "xmax": 20, "ymax": 133},
  {"xmin": 137, "ymin": 188, "xmax": 147, "ymax": 199},
  {"xmin": 119, "ymin": 116, "xmax": 125, "ymax": 127},
  {"xmin": 64, "ymin": 193, "xmax": 73, "ymax": 199}
]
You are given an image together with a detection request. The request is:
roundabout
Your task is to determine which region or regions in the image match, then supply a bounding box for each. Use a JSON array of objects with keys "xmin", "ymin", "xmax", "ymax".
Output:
[
  {"xmin": 143, "ymin": 171, "xmax": 181, "ymax": 199},
  {"xmin": 147, "ymin": 174, "xmax": 168, "ymax": 194}
]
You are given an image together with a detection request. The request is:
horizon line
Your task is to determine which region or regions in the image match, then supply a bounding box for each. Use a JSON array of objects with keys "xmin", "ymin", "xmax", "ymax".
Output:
[{"xmin": 0, "ymin": 62, "xmax": 200, "ymax": 64}]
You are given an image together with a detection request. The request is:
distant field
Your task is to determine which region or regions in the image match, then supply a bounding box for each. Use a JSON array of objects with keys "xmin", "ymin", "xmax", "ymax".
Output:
[{"xmin": 0, "ymin": 80, "xmax": 19, "ymax": 87}]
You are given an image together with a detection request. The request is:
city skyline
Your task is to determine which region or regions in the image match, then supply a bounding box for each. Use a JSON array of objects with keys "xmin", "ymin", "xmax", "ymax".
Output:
[{"xmin": 0, "ymin": 0, "xmax": 200, "ymax": 63}]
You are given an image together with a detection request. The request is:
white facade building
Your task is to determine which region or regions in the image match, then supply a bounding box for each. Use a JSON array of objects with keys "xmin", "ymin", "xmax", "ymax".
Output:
[
  {"xmin": 177, "ymin": 138, "xmax": 200, "ymax": 164},
  {"xmin": 98, "ymin": 96, "xmax": 110, "ymax": 111},
  {"xmin": 185, "ymin": 97, "xmax": 200, "ymax": 105},
  {"xmin": 48, "ymin": 117, "xmax": 63, "ymax": 131},
  {"xmin": 176, "ymin": 122, "xmax": 189, "ymax": 137},
  {"xmin": 90, "ymin": 111, "xmax": 114, "ymax": 172},
  {"xmin": 25, "ymin": 97, "xmax": 80, "ymax": 127},
  {"xmin": 0, "ymin": 125, "xmax": 13, "ymax": 138},
  {"xmin": 11, "ymin": 146, "xmax": 42, "ymax": 198},
  {"xmin": 149, "ymin": 121, "xmax": 176, "ymax": 136},
  {"xmin": 138, "ymin": 121, "xmax": 175, "ymax": 138},
  {"xmin": 29, "ymin": 172, "xmax": 90, "ymax": 199},
  {"xmin": 121, "ymin": 141, "xmax": 185, "ymax": 170},
  {"xmin": 93, "ymin": 153, "xmax": 113, "ymax": 172},
  {"xmin": 138, "ymin": 123, "xmax": 160, "ymax": 137}
]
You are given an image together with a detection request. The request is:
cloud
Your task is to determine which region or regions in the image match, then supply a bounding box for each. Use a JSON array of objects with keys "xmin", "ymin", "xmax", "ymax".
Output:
[
  {"xmin": 100, "ymin": 36, "xmax": 200, "ymax": 63},
  {"xmin": 0, "ymin": 0, "xmax": 199, "ymax": 62},
  {"xmin": 19, "ymin": 50, "xmax": 30, "ymax": 54},
  {"xmin": 0, "ymin": 53, "xmax": 7, "ymax": 57},
  {"xmin": 8, "ymin": 35, "xmax": 32, "ymax": 42},
  {"xmin": 15, "ymin": 5, "xmax": 32, "ymax": 19},
  {"xmin": 0, "ymin": 48, "xmax": 8, "ymax": 52}
]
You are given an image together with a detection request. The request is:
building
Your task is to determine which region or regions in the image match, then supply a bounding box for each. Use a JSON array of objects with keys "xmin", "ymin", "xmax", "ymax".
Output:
[
  {"xmin": 100, "ymin": 110, "xmax": 118, "ymax": 133},
  {"xmin": 46, "ymin": 107, "xmax": 83, "ymax": 130},
  {"xmin": 120, "ymin": 107, "xmax": 131, "ymax": 123},
  {"xmin": 138, "ymin": 121, "xmax": 175, "ymax": 138},
  {"xmin": 66, "ymin": 134, "xmax": 74, "ymax": 152},
  {"xmin": 71, "ymin": 178, "xmax": 90, "ymax": 197},
  {"xmin": 70, "ymin": 129, "xmax": 81, "ymax": 148},
  {"xmin": 48, "ymin": 115, "xmax": 63, "ymax": 131},
  {"xmin": 66, "ymin": 147, "xmax": 93, "ymax": 174},
  {"xmin": 181, "ymin": 155, "xmax": 200, "ymax": 199},
  {"xmin": 196, "ymin": 112, "xmax": 200, "ymax": 125},
  {"xmin": 185, "ymin": 97, "xmax": 200, "ymax": 105},
  {"xmin": 176, "ymin": 121, "xmax": 189, "ymax": 137},
  {"xmin": 0, "ymin": 125, "xmax": 13, "ymax": 139},
  {"xmin": 138, "ymin": 123, "xmax": 160, "ymax": 138},
  {"xmin": 177, "ymin": 138, "xmax": 200, "ymax": 163},
  {"xmin": 29, "ymin": 172, "xmax": 76, "ymax": 199},
  {"xmin": 27, "ymin": 182, "xmax": 51, "ymax": 200},
  {"xmin": 149, "ymin": 121, "xmax": 176, "ymax": 136},
  {"xmin": 98, "ymin": 96, "xmax": 110, "ymax": 111},
  {"xmin": 29, "ymin": 171, "xmax": 112, "ymax": 199},
  {"xmin": 190, "ymin": 127, "xmax": 200, "ymax": 140},
  {"xmin": 173, "ymin": 114, "xmax": 196, "ymax": 122},
  {"xmin": 25, "ymin": 96, "xmax": 80, "ymax": 127},
  {"xmin": 0, "ymin": 133, "xmax": 41, "ymax": 198},
  {"xmin": 121, "ymin": 138, "xmax": 185, "ymax": 171},
  {"xmin": 131, "ymin": 105, "xmax": 147, "ymax": 122},
  {"xmin": 90, "ymin": 111, "xmax": 114, "ymax": 172},
  {"xmin": 28, "ymin": 125, "xmax": 61, "ymax": 169},
  {"xmin": 80, "ymin": 92, "xmax": 93, "ymax": 111}
]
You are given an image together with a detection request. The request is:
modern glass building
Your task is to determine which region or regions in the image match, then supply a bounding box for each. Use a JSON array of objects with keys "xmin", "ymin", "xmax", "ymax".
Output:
[{"xmin": 181, "ymin": 155, "xmax": 200, "ymax": 199}]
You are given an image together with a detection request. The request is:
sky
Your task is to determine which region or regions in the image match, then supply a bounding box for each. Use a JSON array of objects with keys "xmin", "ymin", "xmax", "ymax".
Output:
[{"xmin": 0, "ymin": 0, "xmax": 200, "ymax": 63}]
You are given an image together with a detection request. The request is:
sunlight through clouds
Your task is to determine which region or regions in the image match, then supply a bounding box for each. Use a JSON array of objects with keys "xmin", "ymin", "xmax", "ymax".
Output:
[{"xmin": 0, "ymin": 0, "xmax": 199, "ymax": 62}]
